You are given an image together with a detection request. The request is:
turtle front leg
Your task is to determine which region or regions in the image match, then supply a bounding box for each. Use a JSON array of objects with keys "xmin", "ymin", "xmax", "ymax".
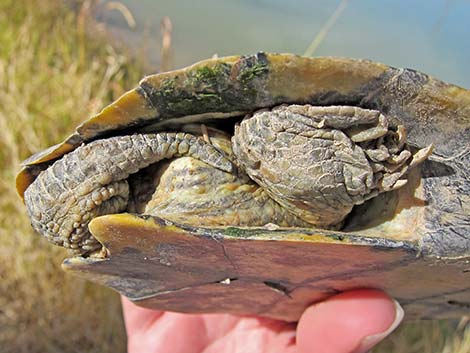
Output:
[
  {"xmin": 24, "ymin": 132, "xmax": 233, "ymax": 254},
  {"xmin": 232, "ymin": 105, "xmax": 432, "ymax": 228}
]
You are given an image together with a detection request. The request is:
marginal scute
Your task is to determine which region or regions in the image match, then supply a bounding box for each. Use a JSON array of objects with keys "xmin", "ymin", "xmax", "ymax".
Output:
[
  {"xmin": 266, "ymin": 55, "xmax": 389, "ymax": 100},
  {"xmin": 77, "ymin": 89, "xmax": 158, "ymax": 140}
]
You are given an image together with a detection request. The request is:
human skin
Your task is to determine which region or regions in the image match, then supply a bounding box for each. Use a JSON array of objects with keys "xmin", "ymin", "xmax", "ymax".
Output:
[{"xmin": 122, "ymin": 289, "xmax": 403, "ymax": 353}]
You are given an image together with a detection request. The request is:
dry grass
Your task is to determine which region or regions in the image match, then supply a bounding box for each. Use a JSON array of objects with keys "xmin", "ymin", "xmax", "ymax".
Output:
[
  {"xmin": 374, "ymin": 317, "xmax": 470, "ymax": 353},
  {"xmin": 0, "ymin": 1, "xmax": 468, "ymax": 352},
  {"xmin": 0, "ymin": 0, "xmax": 144, "ymax": 352}
]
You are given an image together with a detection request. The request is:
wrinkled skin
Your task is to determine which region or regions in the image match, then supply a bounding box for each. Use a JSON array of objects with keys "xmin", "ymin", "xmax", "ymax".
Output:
[
  {"xmin": 24, "ymin": 132, "xmax": 234, "ymax": 252},
  {"xmin": 129, "ymin": 127, "xmax": 310, "ymax": 228},
  {"xmin": 24, "ymin": 105, "xmax": 430, "ymax": 255},
  {"xmin": 233, "ymin": 105, "xmax": 431, "ymax": 228},
  {"xmin": 123, "ymin": 289, "xmax": 402, "ymax": 353}
]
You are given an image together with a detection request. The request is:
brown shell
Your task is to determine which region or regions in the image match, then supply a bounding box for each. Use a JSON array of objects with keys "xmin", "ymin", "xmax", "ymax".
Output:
[{"xmin": 19, "ymin": 53, "xmax": 470, "ymax": 320}]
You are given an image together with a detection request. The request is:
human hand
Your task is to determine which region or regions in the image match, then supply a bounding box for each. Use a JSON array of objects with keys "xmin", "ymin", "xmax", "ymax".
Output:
[{"xmin": 122, "ymin": 289, "xmax": 403, "ymax": 353}]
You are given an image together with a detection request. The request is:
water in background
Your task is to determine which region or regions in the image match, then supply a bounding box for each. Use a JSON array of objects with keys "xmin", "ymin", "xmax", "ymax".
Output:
[{"xmin": 100, "ymin": 0, "xmax": 470, "ymax": 87}]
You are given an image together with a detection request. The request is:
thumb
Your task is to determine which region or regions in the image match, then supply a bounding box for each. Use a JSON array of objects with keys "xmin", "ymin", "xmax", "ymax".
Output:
[{"xmin": 297, "ymin": 289, "xmax": 403, "ymax": 353}]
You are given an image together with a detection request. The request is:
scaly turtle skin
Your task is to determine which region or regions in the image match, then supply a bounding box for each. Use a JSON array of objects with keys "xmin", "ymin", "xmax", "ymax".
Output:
[
  {"xmin": 17, "ymin": 53, "xmax": 470, "ymax": 321},
  {"xmin": 22, "ymin": 103, "xmax": 430, "ymax": 254},
  {"xmin": 233, "ymin": 105, "xmax": 431, "ymax": 228},
  {"xmin": 128, "ymin": 125, "xmax": 311, "ymax": 229}
]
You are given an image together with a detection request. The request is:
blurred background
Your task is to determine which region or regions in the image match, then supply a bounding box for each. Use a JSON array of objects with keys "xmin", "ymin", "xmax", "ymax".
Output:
[
  {"xmin": 0, "ymin": 0, "xmax": 469, "ymax": 352},
  {"xmin": 99, "ymin": 0, "xmax": 470, "ymax": 87}
]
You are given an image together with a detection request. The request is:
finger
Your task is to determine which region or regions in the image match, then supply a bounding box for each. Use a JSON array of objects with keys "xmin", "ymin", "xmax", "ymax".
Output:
[
  {"xmin": 121, "ymin": 297, "xmax": 212, "ymax": 353},
  {"xmin": 121, "ymin": 296, "xmax": 165, "ymax": 333},
  {"xmin": 297, "ymin": 289, "xmax": 404, "ymax": 353}
]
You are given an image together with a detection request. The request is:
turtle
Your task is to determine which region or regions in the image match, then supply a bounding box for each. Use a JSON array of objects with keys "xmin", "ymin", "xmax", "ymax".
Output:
[{"xmin": 17, "ymin": 53, "xmax": 470, "ymax": 321}]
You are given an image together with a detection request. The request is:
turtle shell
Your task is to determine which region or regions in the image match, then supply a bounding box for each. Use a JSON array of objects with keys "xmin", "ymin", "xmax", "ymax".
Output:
[{"xmin": 17, "ymin": 53, "xmax": 470, "ymax": 321}]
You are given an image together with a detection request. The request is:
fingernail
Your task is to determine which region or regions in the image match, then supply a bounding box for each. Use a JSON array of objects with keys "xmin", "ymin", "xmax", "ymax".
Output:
[{"xmin": 355, "ymin": 299, "xmax": 404, "ymax": 353}]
